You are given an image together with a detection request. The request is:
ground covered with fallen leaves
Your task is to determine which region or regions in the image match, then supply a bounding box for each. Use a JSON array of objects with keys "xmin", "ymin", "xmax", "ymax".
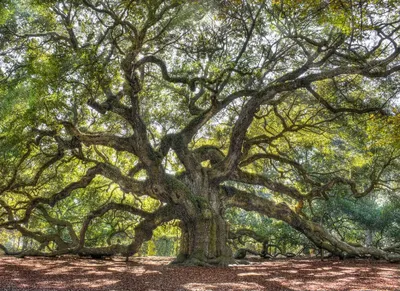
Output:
[{"xmin": 0, "ymin": 256, "xmax": 399, "ymax": 291}]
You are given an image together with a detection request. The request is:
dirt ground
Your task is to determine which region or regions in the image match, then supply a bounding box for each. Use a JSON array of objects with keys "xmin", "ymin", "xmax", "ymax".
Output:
[{"xmin": 0, "ymin": 256, "xmax": 399, "ymax": 291}]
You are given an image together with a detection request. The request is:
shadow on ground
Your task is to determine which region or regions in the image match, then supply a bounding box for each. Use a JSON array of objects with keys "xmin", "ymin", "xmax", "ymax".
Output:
[{"xmin": 0, "ymin": 256, "xmax": 399, "ymax": 290}]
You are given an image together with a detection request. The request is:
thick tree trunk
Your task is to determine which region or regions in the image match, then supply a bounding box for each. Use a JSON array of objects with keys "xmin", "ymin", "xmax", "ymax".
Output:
[
  {"xmin": 173, "ymin": 186, "xmax": 233, "ymax": 266},
  {"xmin": 176, "ymin": 212, "xmax": 233, "ymax": 266}
]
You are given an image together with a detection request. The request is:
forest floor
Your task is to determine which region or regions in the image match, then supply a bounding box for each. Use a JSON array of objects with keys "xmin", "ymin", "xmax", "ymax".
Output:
[{"xmin": 0, "ymin": 255, "xmax": 399, "ymax": 291}]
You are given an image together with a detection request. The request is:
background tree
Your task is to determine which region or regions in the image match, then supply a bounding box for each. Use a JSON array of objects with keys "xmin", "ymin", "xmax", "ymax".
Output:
[{"xmin": 0, "ymin": 0, "xmax": 400, "ymax": 265}]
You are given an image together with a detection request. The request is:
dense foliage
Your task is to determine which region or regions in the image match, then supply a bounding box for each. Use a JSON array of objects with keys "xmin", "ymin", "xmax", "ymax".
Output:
[{"xmin": 0, "ymin": 0, "xmax": 399, "ymax": 265}]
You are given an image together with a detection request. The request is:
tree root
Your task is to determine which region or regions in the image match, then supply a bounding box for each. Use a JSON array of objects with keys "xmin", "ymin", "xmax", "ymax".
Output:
[
  {"xmin": 234, "ymin": 248, "xmax": 296, "ymax": 260},
  {"xmin": 171, "ymin": 254, "xmax": 237, "ymax": 267}
]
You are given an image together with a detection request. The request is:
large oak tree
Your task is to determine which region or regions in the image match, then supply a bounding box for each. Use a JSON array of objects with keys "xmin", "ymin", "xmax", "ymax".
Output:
[{"xmin": 1, "ymin": 0, "xmax": 400, "ymax": 265}]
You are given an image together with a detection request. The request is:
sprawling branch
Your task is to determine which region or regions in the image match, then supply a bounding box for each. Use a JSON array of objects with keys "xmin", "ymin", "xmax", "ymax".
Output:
[
  {"xmin": 95, "ymin": 162, "xmax": 151, "ymax": 197},
  {"xmin": 136, "ymin": 56, "xmax": 203, "ymax": 91},
  {"xmin": 223, "ymin": 186, "xmax": 400, "ymax": 262},
  {"xmin": 212, "ymin": 44, "xmax": 400, "ymax": 181},
  {"xmin": 125, "ymin": 204, "xmax": 177, "ymax": 259},
  {"xmin": 78, "ymin": 202, "xmax": 151, "ymax": 248},
  {"xmin": 37, "ymin": 205, "xmax": 79, "ymax": 246},
  {"xmin": 306, "ymin": 85, "xmax": 387, "ymax": 114},
  {"xmin": 82, "ymin": 0, "xmax": 138, "ymax": 38},
  {"xmin": 0, "ymin": 165, "xmax": 102, "ymax": 228}
]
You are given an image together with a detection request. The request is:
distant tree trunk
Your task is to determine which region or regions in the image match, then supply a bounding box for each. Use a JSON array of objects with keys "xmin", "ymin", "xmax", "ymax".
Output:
[
  {"xmin": 365, "ymin": 230, "xmax": 373, "ymax": 247},
  {"xmin": 22, "ymin": 237, "xmax": 28, "ymax": 251}
]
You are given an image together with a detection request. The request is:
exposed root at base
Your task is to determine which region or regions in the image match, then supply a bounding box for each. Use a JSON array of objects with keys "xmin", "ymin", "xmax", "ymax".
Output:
[{"xmin": 170, "ymin": 255, "xmax": 238, "ymax": 267}]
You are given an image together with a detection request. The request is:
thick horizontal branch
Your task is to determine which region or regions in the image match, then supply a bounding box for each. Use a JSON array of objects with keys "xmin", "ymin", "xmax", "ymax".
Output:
[
  {"xmin": 222, "ymin": 186, "xmax": 400, "ymax": 262},
  {"xmin": 87, "ymin": 96, "xmax": 132, "ymax": 121},
  {"xmin": 95, "ymin": 162, "xmax": 152, "ymax": 198},
  {"xmin": 232, "ymin": 170, "xmax": 304, "ymax": 200},
  {"xmin": 61, "ymin": 121, "xmax": 136, "ymax": 154}
]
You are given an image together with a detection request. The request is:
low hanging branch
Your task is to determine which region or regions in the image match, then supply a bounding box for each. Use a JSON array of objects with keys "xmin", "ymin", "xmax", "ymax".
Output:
[
  {"xmin": 222, "ymin": 185, "xmax": 400, "ymax": 263},
  {"xmin": 229, "ymin": 228, "xmax": 290, "ymax": 259}
]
